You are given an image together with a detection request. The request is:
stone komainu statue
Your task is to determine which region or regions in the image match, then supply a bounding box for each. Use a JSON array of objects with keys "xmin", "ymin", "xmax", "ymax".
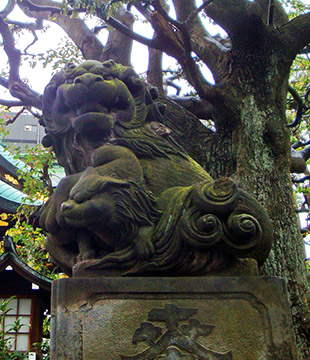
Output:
[{"xmin": 39, "ymin": 60, "xmax": 273, "ymax": 277}]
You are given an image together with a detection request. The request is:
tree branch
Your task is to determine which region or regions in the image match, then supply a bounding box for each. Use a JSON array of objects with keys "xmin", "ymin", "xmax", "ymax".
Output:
[
  {"xmin": 18, "ymin": 0, "xmax": 105, "ymax": 60},
  {"xmin": 0, "ymin": 16, "xmax": 21, "ymax": 83},
  {"xmin": 292, "ymin": 175, "xmax": 310, "ymax": 183},
  {"xmin": 291, "ymin": 146, "xmax": 310, "ymax": 174},
  {"xmin": 280, "ymin": 12, "xmax": 310, "ymax": 58},
  {"xmin": 184, "ymin": 0, "xmax": 213, "ymax": 25},
  {"xmin": 147, "ymin": 47, "xmax": 164, "ymax": 93},
  {"xmin": 133, "ymin": 2, "xmax": 213, "ymax": 100},
  {"xmin": 267, "ymin": 0, "xmax": 275, "ymax": 26},
  {"xmin": 0, "ymin": 99, "xmax": 25, "ymax": 107},
  {"xmin": 172, "ymin": 0, "xmax": 226, "ymax": 82},
  {"xmin": 99, "ymin": 7, "xmax": 134, "ymax": 65},
  {"xmin": 105, "ymin": 16, "xmax": 159, "ymax": 49},
  {"xmin": 287, "ymin": 85, "xmax": 306, "ymax": 128},
  {"xmin": 24, "ymin": 29, "xmax": 39, "ymax": 53},
  {"xmin": 0, "ymin": 0, "xmax": 16, "ymax": 17},
  {"xmin": 205, "ymin": 0, "xmax": 261, "ymax": 38},
  {"xmin": 6, "ymin": 16, "xmax": 43, "ymax": 54},
  {"xmin": 254, "ymin": 0, "xmax": 288, "ymax": 25},
  {"xmin": 4, "ymin": 107, "xmax": 26, "ymax": 125},
  {"xmin": 18, "ymin": 0, "xmax": 62, "ymax": 14},
  {"xmin": 0, "ymin": 16, "xmax": 42, "ymax": 108},
  {"xmin": 8, "ymin": 82, "xmax": 42, "ymax": 109},
  {"xmin": 168, "ymin": 95, "xmax": 213, "ymax": 120},
  {"xmin": 0, "ymin": 76, "xmax": 9, "ymax": 89}
]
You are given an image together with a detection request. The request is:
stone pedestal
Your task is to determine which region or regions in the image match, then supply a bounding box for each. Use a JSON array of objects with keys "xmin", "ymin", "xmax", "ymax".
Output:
[{"xmin": 51, "ymin": 276, "xmax": 296, "ymax": 360}]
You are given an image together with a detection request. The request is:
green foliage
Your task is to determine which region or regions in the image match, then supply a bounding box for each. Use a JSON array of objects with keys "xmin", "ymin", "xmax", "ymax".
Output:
[
  {"xmin": 65, "ymin": 0, "xmax": 130, "ymax": 19},
  {"xmin": 0, "ymin": 124, "xmax": 58, "ymax": 279},
  {"xmin": 32, "ymin": 317, "xmax": 51, "ymax": 360},
  {"xmin": 281, "ymin": 0, "xmax": 309, "ymax": 17},
  {"xmin": 14, "ymin": 144, "xmax": 55, "ymax": 204},
  {"xmin": 0, "ymin": 297, "xmax": 50, "ymax": 359},
  {"xmin": 35, "ymin": 37, "xmax": 83, "ymax": 73},
  {"xmin": 6, "ymin": 223, "xmax": 56, "ymax": 279},
  {"xmin": 0, "ymin": 297, "xmax": 29, "ymax": 360},
  {"xmin": 0, "ymin": 113, "xmax": 11, "ymax": 141},
  {"xmin": 5, "ymin": 143, "xmax": 59, "ymax": 279}
]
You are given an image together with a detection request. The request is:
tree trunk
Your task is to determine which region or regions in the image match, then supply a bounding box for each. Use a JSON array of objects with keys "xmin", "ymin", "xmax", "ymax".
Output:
[{"xmin": 203, "ymin": 28, "xmax": 310, "ymax": 358}]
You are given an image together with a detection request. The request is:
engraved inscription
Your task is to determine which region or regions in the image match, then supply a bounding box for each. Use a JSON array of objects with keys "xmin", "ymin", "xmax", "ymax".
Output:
[{"xmin": 120, "ymin": 304, "xmax": 233, "ymax": 360}]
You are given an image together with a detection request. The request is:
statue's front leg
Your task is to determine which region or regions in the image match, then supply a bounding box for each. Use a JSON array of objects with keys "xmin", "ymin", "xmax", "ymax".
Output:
[{"xmin": 45, "ymin": 230, "xmax": 78, "ymax": 276}]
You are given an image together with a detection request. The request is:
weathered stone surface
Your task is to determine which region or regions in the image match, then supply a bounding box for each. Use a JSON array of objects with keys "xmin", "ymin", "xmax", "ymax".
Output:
[
  {"xmin": 51, "ymin": 276, "xmax": 296, "ymax": 360},
  {"xmin": 40, "ymin": 60, "xmax": 274, "ymax": 277}
]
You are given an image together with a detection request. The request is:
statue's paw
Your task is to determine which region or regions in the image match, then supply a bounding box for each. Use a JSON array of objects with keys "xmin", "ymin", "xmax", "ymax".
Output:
[
  {"xmin": 134, "ymin": 238, "xmax": 155, "ymax": 260},
  {"xmin": 76, "ymin": 249, "xmax": 96, "ymax": 263},
  {"xmin": 133, "ymin": 226, "xmax": 155, "ymax": 260}
]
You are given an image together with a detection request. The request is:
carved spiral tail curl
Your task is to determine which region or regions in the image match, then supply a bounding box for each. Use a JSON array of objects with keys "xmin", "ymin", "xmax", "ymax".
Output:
[
  {"xmin": 184, "ymin": 179, "xmax": 273, "ymax": 264},
  {"xmin": 192, "ymin": 178, "xmax": 239, "ymax": 217},
  {"xmin": 179, "ymin": 208, "xmax": 223, "ymax": 249},
  {"xmin": 222, "ymin": 212, "xmax": 262, "ymax": 255}
]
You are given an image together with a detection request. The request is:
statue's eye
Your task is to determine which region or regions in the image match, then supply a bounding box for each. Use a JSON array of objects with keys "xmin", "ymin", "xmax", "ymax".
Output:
[
  {"xmin": 103, "ymin": 60, "xmax": 115, "ymax": 68},
  {"xmin": 66, "ymin": 62, "xmax": 76, "ymax": 70},
  {"xmin": 65, "ymin": 79, "xmax": 73, "ymax": 84}
]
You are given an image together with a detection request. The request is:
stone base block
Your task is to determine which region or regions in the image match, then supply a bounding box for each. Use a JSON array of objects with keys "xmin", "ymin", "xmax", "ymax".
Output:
[{"xmin": 51, "ymin": 277, "xmax": 296, "ymax": 360}]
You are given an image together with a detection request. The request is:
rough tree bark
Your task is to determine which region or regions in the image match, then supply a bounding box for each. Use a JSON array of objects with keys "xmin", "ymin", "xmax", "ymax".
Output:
[{"xmin": 198, "ymin": 2, "xmax": 310, "ymax": 356}]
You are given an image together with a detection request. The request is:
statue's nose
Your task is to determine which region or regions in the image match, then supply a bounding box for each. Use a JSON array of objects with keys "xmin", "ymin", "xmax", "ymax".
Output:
[
  {"xmin": 60, "ymin": 201, "xmax": 73, "ymax": 213},
  {"xmin": 73, "ymin": 73, "xmax": 104, "ymax": 87}
]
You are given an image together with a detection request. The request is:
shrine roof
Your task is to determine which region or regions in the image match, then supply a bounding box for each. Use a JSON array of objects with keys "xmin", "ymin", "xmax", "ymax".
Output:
[{"xmin": 0, "ymin": 236, "xmax": 51, "ymax": 292}]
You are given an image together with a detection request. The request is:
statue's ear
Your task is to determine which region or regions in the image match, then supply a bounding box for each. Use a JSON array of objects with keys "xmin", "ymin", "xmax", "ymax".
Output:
[
  {"xmin": 96, "ymin": 177, "xmax": 129, "ymax": 192},
  {"xmin": 79, "ymin": 167, "xmax": 99, "ymax": 180}
]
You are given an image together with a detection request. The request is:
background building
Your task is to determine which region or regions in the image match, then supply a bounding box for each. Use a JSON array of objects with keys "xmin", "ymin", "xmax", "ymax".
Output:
[{"xmin": 2, "ymin": 113, "xmax": 45, "ymax": 152}]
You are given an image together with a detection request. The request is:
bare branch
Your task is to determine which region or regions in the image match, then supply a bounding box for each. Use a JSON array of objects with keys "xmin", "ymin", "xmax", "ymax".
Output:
[
  {"xmin": 0, "ymin": 16, "xmax": 21, "ymax": 83},
  {"xmin": 292, "ymin": 139, "xmax": 310, "ymax": 149},
  {"xmin": 105, "ymin": 16, "xmax": 158, "ymax": 50},
  {"xmin": 0, "ymin": 77, "xmax": 9, "ymax": 89},
  {"xmin": 254, "ymin": 0, "xmax": 289, "ymax": 26},
  {"xmin": 172, "ymin": 0, "xmax": 226, "ymax": 81},
  {"xmin": 17, "ymin": 0, "xmax": 62, "ymax": 14},
  {"xmin": 0, "ymin": 0, "xmax": 16, "ymax": 17},
  {"xmin": 18, "ymin": 0, "xmax": 105, "ymax": 60},
  {"xmin": 6, "ymin": 17, "xmax": 43, "ymax": 31},
  {"xmin": 287, "ymin": 85, "xmax": 304, "ymax": 128},
  {"xmin": 0, "ymin": 17, "xmax": 42, "ymax": 108},
  {"xmin": 4, "ymin": 106, "xmax": 26, "ymax": 125},
  {"xmin": 24, "ymin": 29, "xmax": 39, "ymax": 53},
  {"xmin": 292, "ymin": 175, "xmax": 310, "ymax": 183},
  {"xmin": 291, "ymin": 145, "xmax": 310, "ymax": 174},
  {"xmin": 0, "ymin": 99, "xmax": 24, "ymax": 107},
  {"xmin": 267, "ymin": 0, "xmax": 275, "ymax": 26},
  {"xmin": 133, "ymin": 2, "xmax": 213, "ymax": 99},
  {"xmin": 287, "ymin": 85, "xmax": 309, "ymax": 128},
  {"xmin": 6, "ymin": 17, "xmax": 43, "ymax": 53},
  {"xmin": 8, "ymin": 82, "xmax": 42, "ymax": 109},
  {"xmin": 184, "ymin": 0, "xmax": 213, "ymax": 25},
  {"xmin": 27, "ymin": 107, "xmax": 41, "ymax": 119}
]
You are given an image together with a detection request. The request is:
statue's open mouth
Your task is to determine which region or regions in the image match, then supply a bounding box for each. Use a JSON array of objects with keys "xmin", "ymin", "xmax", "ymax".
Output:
[
  {"xmin": 76, "ymin": 101, "xmax": 110, "ymax": 116},
  {"xmin": 72, "ymin": 101, "xmax": 114, "ymax": 139}
]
